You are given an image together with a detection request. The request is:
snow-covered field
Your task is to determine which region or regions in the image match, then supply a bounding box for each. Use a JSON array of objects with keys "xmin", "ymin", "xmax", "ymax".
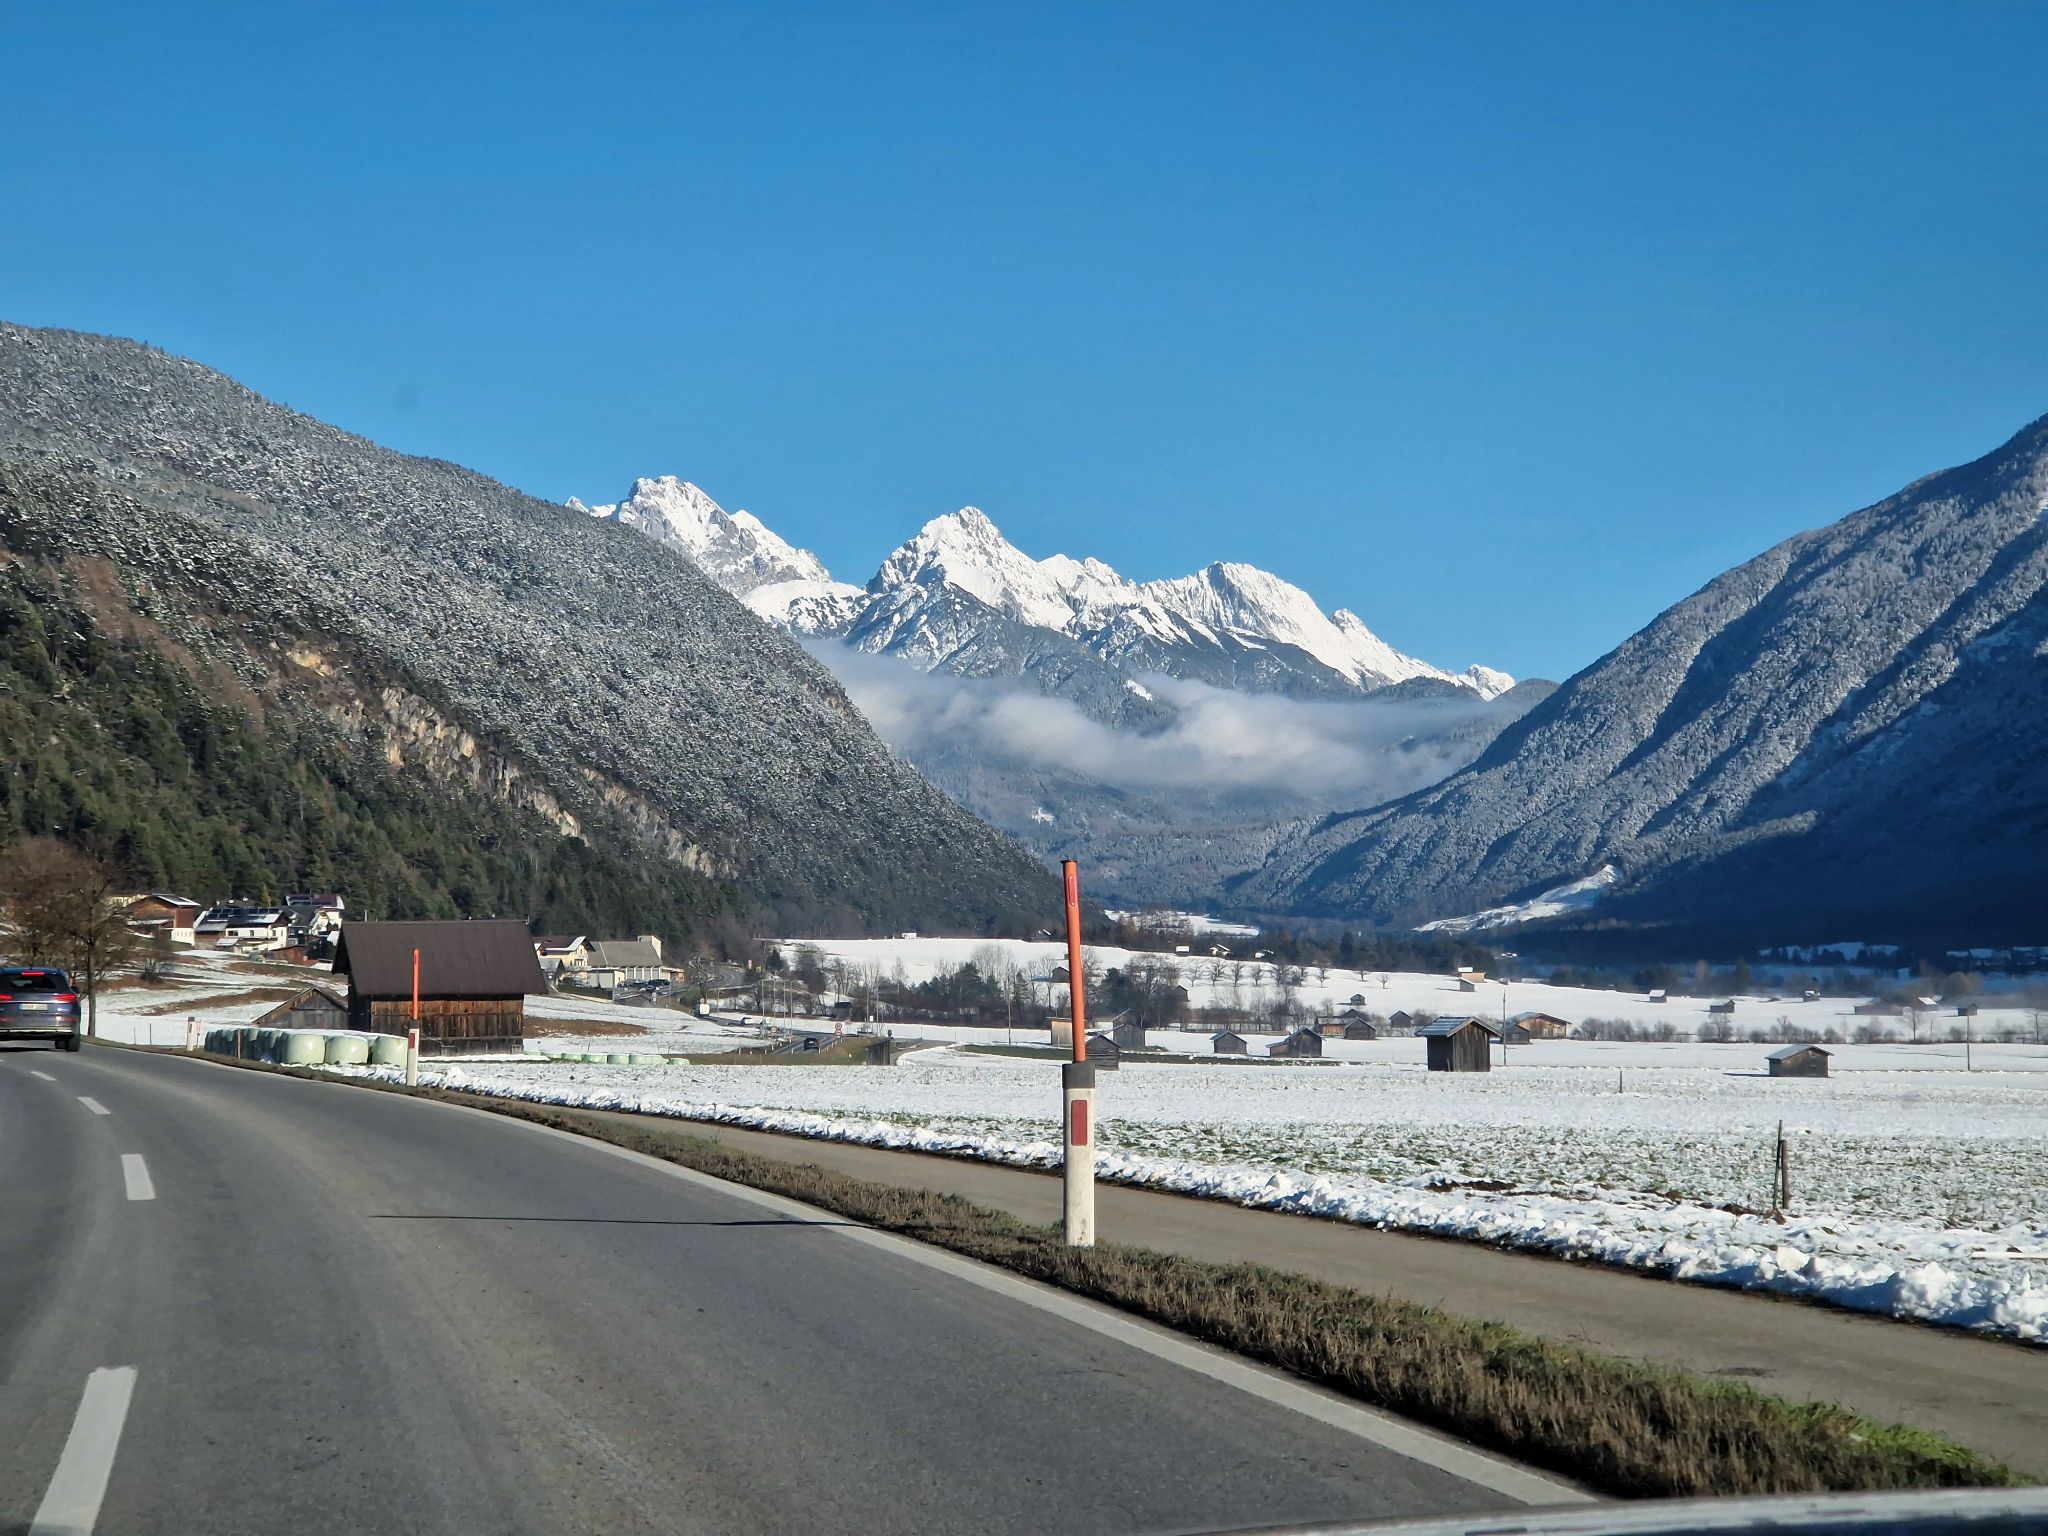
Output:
[{"xmin": 69, "ymin": 948, "xmax": 2048, "ymax": 1343}]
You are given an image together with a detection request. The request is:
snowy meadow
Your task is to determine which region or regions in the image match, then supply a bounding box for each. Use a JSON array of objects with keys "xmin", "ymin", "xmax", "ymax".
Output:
[{"xmin": 78, "ymin": 948, "xmax": 2048, "ymax": 1344}]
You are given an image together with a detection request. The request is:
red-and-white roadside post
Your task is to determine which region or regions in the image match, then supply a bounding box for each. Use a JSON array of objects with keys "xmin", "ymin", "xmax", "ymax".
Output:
[
  {"xmin": 405, "ymin": 946, "xmax": 422, "ymax": 1086},
  {"xmin": 1061, "ymin": 859, "xmax": 1096, "ymax": 1247}
]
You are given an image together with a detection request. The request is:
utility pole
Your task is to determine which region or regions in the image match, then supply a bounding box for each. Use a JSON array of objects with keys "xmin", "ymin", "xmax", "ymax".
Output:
[{"xmin": 1061, "ymin": 860, "xmax": 1095, "ymax": 1247}]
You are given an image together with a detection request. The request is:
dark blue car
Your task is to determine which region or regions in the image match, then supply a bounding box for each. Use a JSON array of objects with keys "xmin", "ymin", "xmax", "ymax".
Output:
[{"xmin": 0, "ymin": 967, "xmax": 82, "ymax": 1050}]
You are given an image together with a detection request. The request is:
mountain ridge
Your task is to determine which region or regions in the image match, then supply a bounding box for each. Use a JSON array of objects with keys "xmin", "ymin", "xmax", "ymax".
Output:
[
  {"xmin": 0, "ymin": 322, "xmax": 1058, "ymax": 936},
  {"xmin": 575, "ymin": 478, "xmax": 1517, "ymax": 708},
  {"xmin": 1235, "ymin": 410, "xmax": 2048, "ymax": 949}
]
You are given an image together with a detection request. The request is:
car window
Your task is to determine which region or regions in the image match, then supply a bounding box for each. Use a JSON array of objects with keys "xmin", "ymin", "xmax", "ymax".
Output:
[{"xmin": 0, "ymin": 969, "xmax": 71, "ymax": 992}]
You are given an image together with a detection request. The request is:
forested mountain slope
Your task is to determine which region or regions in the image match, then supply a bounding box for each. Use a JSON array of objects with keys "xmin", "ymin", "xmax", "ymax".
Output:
[
  {"xmin": 0, "ymin": 324, "xmax": 1056, "ymax": 937},
  {"xmin": 1237, "ymin": 412, "xmax": 2048, "ymax": 950}
]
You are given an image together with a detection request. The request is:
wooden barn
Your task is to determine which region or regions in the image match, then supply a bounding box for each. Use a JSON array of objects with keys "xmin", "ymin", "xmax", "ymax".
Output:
[
  {"xmin": 1509, "ymin": 1011, "xmax": 1569, "ymax": 1040},
  {"xmin": 1767, "ymin": 1044, "xmax": 1831, "ymax": 1079},
  {"xmin": 1385, "ymin": 1009, "xmax": 1421, "ymax": 1036},
  {"xmin": 333, "ymin": 920, "xmax": 547, "ymax": 1055},
  {"xmin": 1342, "ymin": 1016, "xmax": 1378, "ymax": 1041},
  {"xmin": 253, "ymin": 984, "xmax": 348, "ymax": 1032},
  {"xmin": 1099, "ymin": 1012, "xmax": 1146, "ymax": 1051},
  {"xmin": 1210, "ymin": 1029, "xmax": 1248, "ymax": 1055},
  {"xmin": 1267, "ymin": 1027, "xmax": 1323, "ymax": 1059},
  {"xmin": 1085, "ymin": 1031, "xmax": 1122, "ymax": 1070},
  {"xmin": 1421, "ymin": 1016, "xmax": 1498, "ymax": 1072},
  {"xmin": 1707, "ymin": 1000, "xmax": 1736, "ymax": 1017}
]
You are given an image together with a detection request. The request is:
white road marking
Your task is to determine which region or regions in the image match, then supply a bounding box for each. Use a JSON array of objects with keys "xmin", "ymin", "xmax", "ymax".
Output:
[
  {"xmin": 77, "ymin": 1097, "xmax": 111, "ymax": 1116},
  {"xmin": 28, "ymin": 1366, "xmax": 137, "ymax": 1536},
  {"xmin": 30, "ymin": 1069, "xmax": 57, "ymax": 1081},
  {"xmin": 120, "ymin": 1155, "xmax": 154, "ymax": 1202}
]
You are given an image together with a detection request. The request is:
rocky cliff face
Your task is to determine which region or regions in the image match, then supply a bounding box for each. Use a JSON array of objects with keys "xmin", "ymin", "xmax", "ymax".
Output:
[
  {"xmin": 0, "ymin": 323, "xmax": 1057, "ymax": 935},
  {"xmin": 1238, "ymin": 413, "xmax": 2048, "ymax": 949}
]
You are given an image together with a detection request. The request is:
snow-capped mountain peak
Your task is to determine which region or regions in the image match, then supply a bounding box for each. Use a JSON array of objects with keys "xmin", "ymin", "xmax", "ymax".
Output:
[
  {"xmin": 580, "ymin": 476, "xmax": 834, "ymax": 595},
  {"xmin": 581, "ymin": 477, "xmax": 1515, "ymax": 702},
  {"xmin": 871, "ymin": 507, "xmax": 1099, "ymax": 633}
]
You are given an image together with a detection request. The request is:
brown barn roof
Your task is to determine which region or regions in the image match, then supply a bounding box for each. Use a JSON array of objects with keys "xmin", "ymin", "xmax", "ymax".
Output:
[{"xmin": 334, "ymin": 921, "xmax": 547, "ymax": 1000}]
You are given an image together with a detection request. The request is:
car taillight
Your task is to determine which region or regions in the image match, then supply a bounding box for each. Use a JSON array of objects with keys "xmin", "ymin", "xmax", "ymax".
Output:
[
  {"xmin": 0, "ymin": 994, "xmax": 10, "ymax": 1001},
  {"xmin": 54, "ymin": 993, "xmax": 78, "ymax": 1003}
]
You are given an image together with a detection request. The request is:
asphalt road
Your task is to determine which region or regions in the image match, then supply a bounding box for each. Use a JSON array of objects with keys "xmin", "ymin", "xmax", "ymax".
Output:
[{"xmin": 0, "ymin": 1046, "xmax": 1575, "ymax": 1536}]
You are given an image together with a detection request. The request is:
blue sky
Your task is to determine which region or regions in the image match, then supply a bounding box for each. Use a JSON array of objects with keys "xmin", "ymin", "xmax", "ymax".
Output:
[{"xmin": 6, "ymin": 1, "xmax": 2044, "ymax": 681}]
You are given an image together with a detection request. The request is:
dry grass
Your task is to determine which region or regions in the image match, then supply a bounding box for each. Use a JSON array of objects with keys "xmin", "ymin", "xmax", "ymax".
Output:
[
  {"xmin": 523, "ymin": 1015, "xmax": 644, "ymax": 1037},
  {"xmin": 159, "ymin": 1044, "xmax": 2021, "ymax": 1499}
]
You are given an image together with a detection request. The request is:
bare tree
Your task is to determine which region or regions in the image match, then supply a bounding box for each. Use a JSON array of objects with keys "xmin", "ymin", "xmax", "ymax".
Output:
[{"xmin": 0, "ymin": 839, "xmax": 139, "ymax": 1038}]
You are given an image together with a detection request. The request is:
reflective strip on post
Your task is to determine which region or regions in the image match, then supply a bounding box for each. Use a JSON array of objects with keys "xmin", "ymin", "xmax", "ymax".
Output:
[
  {"xmin": 405, "ymin": 1026, "xmax": 420, "ymax": 1086},
  {"xmin": 1062, "ymin": 1060, "xmax": 1096, "ymax": 1247}
]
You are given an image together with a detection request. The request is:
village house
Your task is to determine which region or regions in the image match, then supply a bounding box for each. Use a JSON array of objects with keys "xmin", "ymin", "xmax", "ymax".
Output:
[
  {"xmin": 1509, "ymin": 1011, "xmax": 1570, "ymax": 1040},
  {"xmin": 532, "ymin": 934, "xmax": 590, "ymax": 980},
  {"xmin": 332, "ymin": 920, "xmax": 547, "ymax": 1055},
  {"xmin": 195, "ymin": 904, "xmax": 291, "ymax": 952},
  {"xmin": 282, "ymin": 892, "xmax": 346, "ymax": 942},
  {"xmin": 1421, "ymin": 1016, "xmax": 1498, "ymax": 1073},
  {"xmin": 583, "ymin": 936, "xmax": 669, "ymax": 990},
  {"xmin": 127, "ymin": 893, "xmax": 203, "ymax": 947}
]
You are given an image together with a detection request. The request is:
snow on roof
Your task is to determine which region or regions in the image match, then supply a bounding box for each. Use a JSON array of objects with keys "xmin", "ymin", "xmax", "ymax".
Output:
[
  {"xmin": 1418, "ymin": 1016, "xmax": 1498, "ymax": 1037},
  {"xmin": 1766, "ymin": 1044, "xmax": 1831, "ymax": 1059}
]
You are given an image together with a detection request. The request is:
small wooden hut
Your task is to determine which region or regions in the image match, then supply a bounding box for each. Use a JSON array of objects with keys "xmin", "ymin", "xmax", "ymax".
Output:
[
  {"xmin": 1342, "ymin": 1017, "xmax": 1378, "ymax": 1041},
  {"xmin": 1268, "ymin": 1027, "xmax": 1323, "ymax": 1059},
  {"xmin": 253, "ymin": 984, "xmax": 349, "ymax": 1032},
  {"xmin": 333, "ymin": 920, "xmax": 546, "ymax": 1055},
  {"xmin": 1210, "ymin": 1029, "xmax": 1249, "ymax": 1055},
  {"xmin": 1086, "ymin": 1031, "xmax": 1122, "ymax": 1070},
  {"xmin": 1767, "ymin": 1044, "xmax": 1831, "ymax": 1079},
  {"xmin": 1510, "ymin": 1011, "xmax": 1570, "ymax": 1040},
  {"xmin": 1100, "ymin": 1013, "xmax": 1145, "ymax": 1051},
  {"xmin": 1421, "ymin": 1016, "xmax": 1497, "ymax": 1072}
]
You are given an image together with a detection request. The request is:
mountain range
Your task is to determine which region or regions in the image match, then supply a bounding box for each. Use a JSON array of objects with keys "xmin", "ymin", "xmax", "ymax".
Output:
[
  {"xmin": 575, "ymin": 476, "xmax": 1545, "ymax": 903},
  {"xmin": 1236, "ymin": 411, "xmax": 2048, "ymax": 951},
  {"xmin": 0, "ymin": 323, "xmax": 1056, "ymax": 939}
]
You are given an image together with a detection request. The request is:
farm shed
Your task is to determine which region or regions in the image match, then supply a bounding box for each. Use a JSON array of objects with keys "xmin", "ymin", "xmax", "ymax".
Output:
[
  {"xmin": 1767, "ymin": 1044, "xmax": 1831, "ymax": 1079},
  {"xmin": 253, "ymin": 985, "xmax": 348, "ymax": 1032},
  {"xmin": 1421, "ymin": 1016, "xmax": 1498, "ymax": 1073},
  {"xmin": 1267, "ymin": 1027, "xmax": 1323, "ymax": 1059},
  {"xmin": 1100, "ymin": 1012, "xmax": 1146, "ymax": 1051},
  {"xmin": 1853, "ymin": 1001, "xmax": 1901, "ymax": 1017},
  {"xmin": 333, "ymin": 920, "xmax": 547, "ymax": 1056},
  {"xmin": 1085, "ymin": 1032, "xmax": 1122, "ymax": 1069},
  {"xmin": 1509, "ymin": 1011, "xmax": 1569, "ymax": 1040},
  {"xmin": 1707, "ymin": 1000, "xmax": 1736, "ymax": 1016},
  {"xmin": 1210, "ymin": 1029, "xmax": 1248, "ymax": 1055},
  {"xmin": 1385, "ymin": 1010, "xmax": 1422, "ymax": 1036},
  {"xmin": 1342, "ymin": 1017, "xmax": 1378, "ymax": 1041}
]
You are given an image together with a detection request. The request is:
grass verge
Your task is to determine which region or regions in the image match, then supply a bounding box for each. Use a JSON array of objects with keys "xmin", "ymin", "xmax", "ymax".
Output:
[{"xmin": 148, "ymin": 1043, "xmax": 2020, "ymax": 1499}]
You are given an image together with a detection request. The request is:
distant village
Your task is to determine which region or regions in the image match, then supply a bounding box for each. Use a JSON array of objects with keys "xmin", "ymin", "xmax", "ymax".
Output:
[{"xmin": 104, "ymin": 890, "xmax": 2043, "ymax": 1078}]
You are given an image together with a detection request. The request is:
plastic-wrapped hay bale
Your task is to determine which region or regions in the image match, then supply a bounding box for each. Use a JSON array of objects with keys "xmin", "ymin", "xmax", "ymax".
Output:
[
  {"xmin": 371, "ymin": 1035, "xmax": 410, "ymax": 1068},
  {"xmin": 325, "ymin": 1035, "xmax": 371, "ymax": 1066},
  {"xmin": 632, "ymin": 1054, "xmax": 666, "ymax": 1066},
  {"xmin": 256, "ymin": 1029, "xmax": 285, "ymax": 1061},
  {"xmin": 606, "ymin": 1053, "xmax": 631, "ymax": 1065},
  {"xmin": 281, "ymin": 1032, "xmax": 328, "ymax": 1065}
]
